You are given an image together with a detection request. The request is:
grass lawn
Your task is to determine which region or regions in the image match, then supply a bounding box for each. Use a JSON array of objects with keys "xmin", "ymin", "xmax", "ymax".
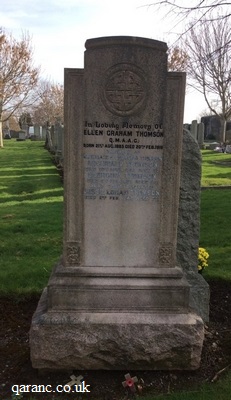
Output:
[
  {"xmin": 0, "ymin": 140, "xmax": 63, "ymax": 293},
  {"xmin": 200, "ymin": 189, "xmax": 231, "ymax": 281},
  {"xmin": 200, "ymin": 150, "xmax": 231, "ymax": 281},
  {"xmin": 147, "ymin": 370, "xmax": 231, "ymax": 400},
  {"xmin": 201, "ymin": 150, "xmax": 231, "ymax": 186}
]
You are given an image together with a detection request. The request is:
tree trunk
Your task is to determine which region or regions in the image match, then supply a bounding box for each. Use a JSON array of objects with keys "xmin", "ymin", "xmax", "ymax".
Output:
[{"xmin": 221, "ymin": 119, "xmax": 227, "ymax": 143}]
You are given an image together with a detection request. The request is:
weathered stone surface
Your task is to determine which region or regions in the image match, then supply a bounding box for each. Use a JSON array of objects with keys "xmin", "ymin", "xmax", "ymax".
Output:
[
  {"xmin": 30, "ymin": 37, "xmax": 205, "ymax": 371},
  {"xmin": 177, "ymin": 130, "xmax": 210, "ymax": 322},
  {"xmin": 30, "ymin": 290, "xmax": 204, "ymax": 370}
]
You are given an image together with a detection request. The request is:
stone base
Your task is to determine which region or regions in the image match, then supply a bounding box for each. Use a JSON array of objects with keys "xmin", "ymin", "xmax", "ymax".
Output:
[{"xmin": 30, "ymin": 289, "xmax": 204, "ymax": 370}]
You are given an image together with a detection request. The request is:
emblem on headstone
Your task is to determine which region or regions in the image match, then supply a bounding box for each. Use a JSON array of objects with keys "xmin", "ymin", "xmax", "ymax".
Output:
[
  {"xmin": 66, "ymin": 241, "xmax": 81, "ymax": 265},
  {"xmin": 159, "ymin": 244, "xmax": 173, "ymax": 265},
  {"xmin": 102, "ymin": 63, "xmax": 147, "ymax": 116}
]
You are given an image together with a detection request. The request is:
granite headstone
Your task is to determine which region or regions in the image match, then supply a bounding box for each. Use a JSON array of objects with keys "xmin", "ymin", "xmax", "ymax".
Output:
[{"xmin": 30, "ymin": 36, "xmax": 204, "ymax": 370}]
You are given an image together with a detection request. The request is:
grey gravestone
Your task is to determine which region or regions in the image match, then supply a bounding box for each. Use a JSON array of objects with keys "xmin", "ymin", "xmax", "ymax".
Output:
[
  {"xmin": 17, "ymin": 131, "xmax": 26, "ymax": 141},
  {"xmin": 4, "ymin": 120, "xmax": 11, "ymax": 139},
  {"xmin": 54, "ymin": 119, "xmax": 63, "ymax": 155},
  {"xmin": 201, "ymin": 115, "xmax": 221, "ymax": 141},
  {"xmin": 3, "ymin": 128, "xmax": 11, "ymax": 139},
  {"xmin": 197, "ymin": 123, "xmax": 204, "ymax": 148},
  {"xmin": 50, "ymin": 125, "xmax": 55, "ymax": 152},
  {"xmin": 41, "ymin": 126, "xmax": 47, "ymax": 140},
  {"xmin": 56, "ymin": 122, "xmax": 64, "ymax": 165},
  {"xmin": 21, "ymin": 124, "xmax": 28, "ymax": 138},
  {"xmin": 30, "ymin": 36, "xmax": 204, "ymax": 370},
  {"xmin": 34, "ymin": 124, "xmax": 41, "ymax": 139},
  {"xmin": 191, "ymin": 120, "xmax": 198, "ymax": 140},
  {"xmin": 209, "ymin": 142, "xmax": 220, "ymax": 150},
  {"xmin": 178, "ymin": 129, "xmax": 209, "ymax": 322},
  {"xmin": 56, "ymin": 123, "xmax": 63, "ymax": 154}
]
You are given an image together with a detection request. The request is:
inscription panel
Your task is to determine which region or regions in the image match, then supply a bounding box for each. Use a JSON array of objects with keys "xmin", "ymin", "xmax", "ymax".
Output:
[
  {"xmin": 83, "ymin": 120, "xmax": 163, "ymax": 202},
  {"xmin": 82, "ymin": 47, "xmax": 168, "ymax": 267}
]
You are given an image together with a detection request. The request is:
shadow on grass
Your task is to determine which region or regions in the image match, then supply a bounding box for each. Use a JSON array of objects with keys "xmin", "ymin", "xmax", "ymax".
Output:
[
  {"xmin": 206, "ymin": 171, "xmax": 231, "ymax": 180},
  {"xmin": 0, "ymin": 167, "xmax": 59, "ymax": 176},
  {"xmin": 0, "ymin": 174, "xmax": 63, "ymax": 203},
  {"xmin": 0, "ymin": 197, "xmax": 63, "ymax": 293},
  {"xmin": 0, "ymin": 190, "xmax": 63, "ymax": 204}
]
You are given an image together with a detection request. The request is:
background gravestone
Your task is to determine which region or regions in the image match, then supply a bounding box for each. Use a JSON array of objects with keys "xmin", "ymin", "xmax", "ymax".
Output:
[
  {"xmin": 41, "ymin": 126, "xmax": 47, "ymax": 140},
  {"xmin": 33, "ymin": 124, "xmax": 41, "ymax": 139},
  {"xmin": 178, "ymin": 130, "xmax": 209, "ymax": 322},
  {"xmin": 197, "ymin": 123, "xmax": 205, "ymax": 148},
  {"xmin": 17, "ymin": 131, "xmax": 26, "ymax": 141},
  {"xmin": 191, "ymin": 120, "xmax": 198, "ymax": 140},
  {"xmin": 30, "ymin": 36, "xmax": 204, "ymax": 371}
]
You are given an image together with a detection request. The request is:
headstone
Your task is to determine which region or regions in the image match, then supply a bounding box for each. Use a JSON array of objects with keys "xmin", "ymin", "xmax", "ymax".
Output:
[
  {"xmin": 50, "ymin": 125, "xmax": 55, "ymax": 152},
  {"xmin": 183, "ymin": 123, "xmax": 190, "ymax": 131},
  {"xmin": 17, "ymin": 131, "xmax": 26, "ymax": 141},
  {"xmin": 57, "ymin": 123, "xmax": 63, "ymax": 153},
  {"xmin": 54, "ymin": 119, "xmax": 63, "ymax": 156},
  {"xmin": 56, "ymin": 123, "xmax": 64, "ymax": 165},
  {"xmin": 197, "ymin": 122, "xmax": 204, "ymax": 148},
  {"xmin": 30, "ymin": 36, "xmax": 204, "ymax": 371},
  {"xmin": 34, "ymin": 124, "xmax": 41, "ymax": 139},
  {"xmin": 21, "ymin": 123, "xmax": 28, "ymax": 138},
  {"xmin": 178, "ymin": 129, "xmax": 209, "ymax": 322},
  {"xmin": 225, "ymin": 144, "xmax": 231, "ymax": 153},
  {"xmin": 42, "ymin": 126, "xmax": 47, "ymax": 140},
  {"xmin": 4, "ymin": 120, "xmax": 11, "ymax": 139},
  {"xmin": 201, "ymin": 116, "xmax": 221, "ymax": 141},
  {"xmin": 3, "ymin": 129, "xmax": 11, "ymax": 139},
  {"xmin": 53, "ymin": 122, "xmax": 58, "ymax": 151},
  {"xmin": 191, "ymin": 120, "xmax": 198, "ymax": 140},
  {"xmin": 44, "ymin": 123, "xmax": 53, "ymax": 151},
  {"xmin": 209, "ymin": 142, "xmax": 220, "ymax": 150}
]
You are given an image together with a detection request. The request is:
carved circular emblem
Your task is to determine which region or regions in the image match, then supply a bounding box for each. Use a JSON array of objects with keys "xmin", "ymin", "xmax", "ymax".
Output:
[{"xmin": 102, "ymin": 64, "xmax": 147, "ymax": 116}]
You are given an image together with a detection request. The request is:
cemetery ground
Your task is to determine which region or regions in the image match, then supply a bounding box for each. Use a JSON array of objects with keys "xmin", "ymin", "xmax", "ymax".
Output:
[{"xmin": 0, "ymin": 141, "xmax": 231, "ymax": 400}]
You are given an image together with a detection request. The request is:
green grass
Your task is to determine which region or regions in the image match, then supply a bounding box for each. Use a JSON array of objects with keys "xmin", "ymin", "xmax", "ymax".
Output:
[
  {"xmin": 201, "ymin": 150, "xmax": 231, "ymax": 186},
  {"xmin": 200, "ymin": 150, "xmax": 231, "ymax": 281},
  {"xmin": 0, "ymin": 140, "xmax": 63, "ymax": 293},
  {"xmin": 200, "ymin": 190, "xmax": 231, "ymax": 281},
  {"xmin": 144, "ymin": 370, "xmax": 231, "ymax": 400}
]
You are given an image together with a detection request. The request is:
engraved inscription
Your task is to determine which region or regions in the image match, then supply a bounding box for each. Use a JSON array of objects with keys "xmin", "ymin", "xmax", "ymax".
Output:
[
  {"xmin": 82, "ymin": 120, "xmax": 163, "ymax": 152},
  {"xmin": 102, "ymin": 64, "xmax": 147, "ymax": 116},
  {"xmin": 84, "ymin": 150, "xmax": 162, "ymax": 201},
  {"xmin": 159, "ymin": 244, "xmax": 173, "ymax": 265},
  {"xmin": 83, "ymin": 119, "xmax": 164, "ymax": 202}
]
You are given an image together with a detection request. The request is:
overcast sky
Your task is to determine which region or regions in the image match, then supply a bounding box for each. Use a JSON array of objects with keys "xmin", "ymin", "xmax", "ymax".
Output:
[{"xmin": 1, "ymin": 0, "xmax": 207, "ymax": 122}]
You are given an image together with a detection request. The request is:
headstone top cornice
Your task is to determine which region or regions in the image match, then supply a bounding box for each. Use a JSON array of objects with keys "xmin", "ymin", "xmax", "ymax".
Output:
[{"xmin": 85, "ymin": 36, "xmax": 167, "ymax": 52}]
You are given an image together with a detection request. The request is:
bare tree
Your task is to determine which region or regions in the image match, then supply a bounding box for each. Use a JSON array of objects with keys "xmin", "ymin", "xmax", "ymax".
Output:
[
  {"xmin": 185, "ymin": 16, "xmax": 231, "ymax": 142},
  {"xmin": 32, "ymin": 80, "xmax": 64, "ymax": 126},
  {"xmin": 146, "ymin": 1, "xmax": 231, "ymax": 45},
  {"xmin": 146, "ymin": 1, "xmax": 231, "ymax": 21},
  {"xmin": 168, "ymin": 46, "xmax": 188, "ymax": 71},
  {"xmin": 0, "ymin": 27, "xmax": 40, "ymax": 147}
]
